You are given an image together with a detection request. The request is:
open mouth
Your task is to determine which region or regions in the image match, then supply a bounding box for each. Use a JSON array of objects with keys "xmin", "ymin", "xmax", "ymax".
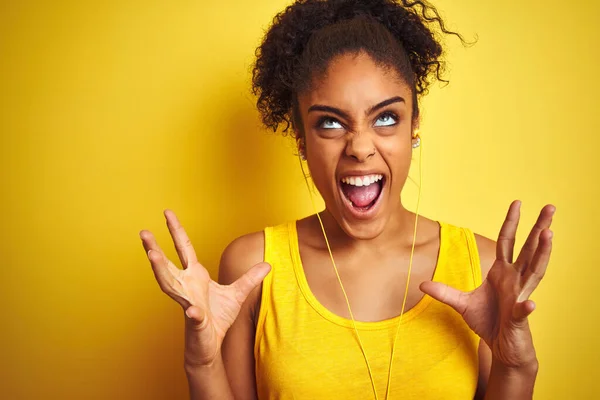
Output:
[{"xmin": 339, "ymin": 174, "xmax": 385, "ymax": 212}]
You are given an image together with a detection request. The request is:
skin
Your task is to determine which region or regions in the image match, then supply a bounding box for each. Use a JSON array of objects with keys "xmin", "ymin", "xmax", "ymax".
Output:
[
  {"xmin": 139, "ymin": 51, "xmax": 555, "ymax": 400},
  {"xmin": 295, "ymin": 52, "xmax": 433, "ymax": 323}
]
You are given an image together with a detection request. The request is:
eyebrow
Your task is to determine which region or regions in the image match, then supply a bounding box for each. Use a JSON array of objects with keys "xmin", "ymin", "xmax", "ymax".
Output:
[
  {"xmin": 307, "ymin": 96, "xmax": 405, "ymax": 120},
  {"xmin": 368, "ymin": 96, "xmax": 405, "ymax": 115}
]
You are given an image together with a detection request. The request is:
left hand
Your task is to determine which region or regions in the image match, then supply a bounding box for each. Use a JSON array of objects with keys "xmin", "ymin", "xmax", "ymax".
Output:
[{"xmin": 420, "ymin": 201, "xmax": 555, "ymax": 368}]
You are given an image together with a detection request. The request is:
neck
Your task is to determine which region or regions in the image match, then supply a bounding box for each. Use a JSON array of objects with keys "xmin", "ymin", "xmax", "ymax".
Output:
[{"xmin": 315, "ymin": 202, "xmax": 417, "ymax": 252}]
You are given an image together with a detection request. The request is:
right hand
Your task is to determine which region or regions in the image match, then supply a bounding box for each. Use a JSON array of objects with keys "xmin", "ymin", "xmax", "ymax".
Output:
[{"xmin": 139, "ymin": 210, "xmax": 271, "ymax": 366}]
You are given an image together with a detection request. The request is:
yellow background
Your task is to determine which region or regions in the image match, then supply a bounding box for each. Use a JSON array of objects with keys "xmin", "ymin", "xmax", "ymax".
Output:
[{"xmin": 1, "ymin": 0, "xmax": 598, "ymax": 398}]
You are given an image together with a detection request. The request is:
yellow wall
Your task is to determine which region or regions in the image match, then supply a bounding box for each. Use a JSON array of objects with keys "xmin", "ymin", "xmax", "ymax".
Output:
[{"xmin": 1, "ymin": 1, "xmax": 598, "ymax": 398}]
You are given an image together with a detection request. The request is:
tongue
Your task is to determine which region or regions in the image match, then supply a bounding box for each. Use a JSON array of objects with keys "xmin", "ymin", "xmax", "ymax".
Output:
[{"xmin": 343, "ymin": 183, "xmax": 381, "ymax": 207}]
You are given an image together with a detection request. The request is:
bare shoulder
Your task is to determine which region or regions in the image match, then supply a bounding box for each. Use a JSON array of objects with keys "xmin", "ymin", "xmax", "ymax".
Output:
[
  {"xmin": 218, "ymin": 231, "xmax": 266, "ymax": 399},
  {"xmin": 473, "ymin": 233, "xmax": 496, "ymax": 279},
  {"xmin": 218, "ymin": 230, "xmax": 265, "ymax": 285}
]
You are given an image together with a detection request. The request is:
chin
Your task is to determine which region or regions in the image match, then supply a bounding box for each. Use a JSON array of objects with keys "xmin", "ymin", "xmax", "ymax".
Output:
[{"xmin": 336, "ymin": 216, "xmax": 390, "ymax": 240}]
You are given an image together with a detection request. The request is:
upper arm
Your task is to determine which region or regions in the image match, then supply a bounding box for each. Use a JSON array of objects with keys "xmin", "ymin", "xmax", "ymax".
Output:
[
  {"xmin": 473, "ymin": 233, "xmax": 496, "ymax": 399},
  {"xmin": 218, "ymin": 231, "xmax": 265, "ymax": 400}
]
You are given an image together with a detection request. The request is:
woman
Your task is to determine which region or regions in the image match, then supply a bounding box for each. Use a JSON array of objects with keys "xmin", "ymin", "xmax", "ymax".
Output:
[{"xmin": 139, "ymin": 0, "xmax": 555, "ymax": 398}]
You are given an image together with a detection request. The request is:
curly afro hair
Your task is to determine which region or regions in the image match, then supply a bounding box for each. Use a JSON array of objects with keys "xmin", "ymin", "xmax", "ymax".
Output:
[{"xmin": 251, "ymin": 0, "xmax": 465, "ymax": 139}]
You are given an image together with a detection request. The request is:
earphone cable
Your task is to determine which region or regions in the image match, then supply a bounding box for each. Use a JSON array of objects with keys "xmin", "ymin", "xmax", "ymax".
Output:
[{"xmin": 298, "ymin": 137, "xmax": 422, "ymax": 400}]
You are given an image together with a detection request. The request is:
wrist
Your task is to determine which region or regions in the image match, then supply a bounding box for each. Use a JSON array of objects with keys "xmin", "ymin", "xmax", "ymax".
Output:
[
  {"xmin": 184, "ymin": 349, "xmax": 223, "ymax": 372},
  {"xmin": 484, "ymin": 358, "xmax": 538, "ymax": 400},
  {"xmin": 184, "ymin": 350, "xmax": 234, "ymax": 400}
]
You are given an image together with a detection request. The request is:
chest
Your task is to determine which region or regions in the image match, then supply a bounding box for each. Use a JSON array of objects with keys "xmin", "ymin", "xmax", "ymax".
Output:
[
  {"xmin": 255, "ymin": 221, "xmax": 482, "ymax": 399},
  {"xmin": 298, "ymin": 240, "xmax": 440, "ymax": 322}
]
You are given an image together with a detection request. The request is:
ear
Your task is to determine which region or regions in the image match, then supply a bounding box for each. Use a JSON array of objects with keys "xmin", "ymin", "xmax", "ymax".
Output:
[{"xmin": 411, "ymin": 118, "xmax": 420, "ymax": 137}]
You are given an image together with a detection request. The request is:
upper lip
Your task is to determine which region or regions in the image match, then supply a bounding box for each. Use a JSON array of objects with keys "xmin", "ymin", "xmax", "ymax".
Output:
[{"xmin": 338, "ymin": 170, "xmax": 386, "ymax": 180}]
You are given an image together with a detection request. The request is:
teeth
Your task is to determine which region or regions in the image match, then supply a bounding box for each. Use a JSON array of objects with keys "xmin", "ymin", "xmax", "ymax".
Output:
[{"xmin": 341, "ymin": 174, "xmax": 383, "ymax": 186}]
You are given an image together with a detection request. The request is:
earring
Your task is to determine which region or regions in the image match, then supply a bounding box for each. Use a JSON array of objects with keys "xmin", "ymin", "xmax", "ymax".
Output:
[{"xmin": 412, "ymin": 130, "xmax": 421, "ymax": 149}]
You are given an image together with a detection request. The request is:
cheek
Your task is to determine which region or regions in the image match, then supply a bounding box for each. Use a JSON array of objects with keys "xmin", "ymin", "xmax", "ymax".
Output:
[
  {"xmin": 306, "ymin": 140, "xmax": 343, "ymax": 191},
  {"xmin": 308, "ymin": 152, "xmax": 337, "ymax": 183},
  {"xmin": 381, "ymin": 138, "xmax": 413, "ymax": 182}
]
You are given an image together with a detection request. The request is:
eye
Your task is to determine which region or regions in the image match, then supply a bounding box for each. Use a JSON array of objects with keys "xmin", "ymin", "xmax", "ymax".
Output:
[
  {"xmin": 374, "ymin": 112, "xmax": 398, "ymax": 127},
  {"xmin": 318, "ymin": 117, "xmax": 344, "ymax": 130}
]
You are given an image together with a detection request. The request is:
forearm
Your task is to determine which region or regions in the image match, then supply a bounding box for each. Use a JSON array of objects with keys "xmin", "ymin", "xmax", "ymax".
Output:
[
  {"xmin": 184, "ymin": 315, "xmax": 234, "ymax": 400},
  {"xmin": 483, "ymin": 358, "xmax": 538, "ymax": 400},
  {"xmin": 185, "ymin": 351, "xmax": 234, "ymax": 400}
]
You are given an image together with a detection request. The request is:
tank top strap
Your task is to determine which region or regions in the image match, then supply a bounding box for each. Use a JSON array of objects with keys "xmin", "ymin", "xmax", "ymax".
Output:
[
  {"xmin": 436, "ymin": 222, "xmax": 482, "ymax": 293},
  {"xmin": 259, "ymin": 220, "xmax": 482, "ymax": 329},
  {"xmin": 255, "ymin": 220, "xmax": 482, "ymax": 399},
  {"xmin": 255, "ymin": 222, "xmax": 297, "ymax": 356}
]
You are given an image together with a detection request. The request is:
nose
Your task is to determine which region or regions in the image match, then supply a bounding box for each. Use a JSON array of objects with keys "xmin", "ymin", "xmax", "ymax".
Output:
[{"xmin": 345, "ymin": 132, "xmax": 375, "ymax": 162}]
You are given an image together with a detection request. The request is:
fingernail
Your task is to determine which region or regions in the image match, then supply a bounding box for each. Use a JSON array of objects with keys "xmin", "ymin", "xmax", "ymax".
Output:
[{"xmin": 147, "ymin": 249, "xmax": 152, "ymax": 257}]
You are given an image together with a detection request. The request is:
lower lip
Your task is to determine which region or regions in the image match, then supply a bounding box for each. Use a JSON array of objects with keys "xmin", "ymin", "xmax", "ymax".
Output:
[{"xmin": 338, "ymin": 179, "xmax": 385, "ymax": 221}]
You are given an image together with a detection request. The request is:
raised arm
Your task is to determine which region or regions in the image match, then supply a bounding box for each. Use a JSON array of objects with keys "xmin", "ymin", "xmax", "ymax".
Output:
[
  {"xmin": 140, "ymin": 210, "xmax": 270, "ymax": 400},
  {"xmin": 218, "ymin": 231, "xmax": 267, "ymax": 400},
  {"xmin": 421, "ymin": 201, "xmax": 555, "ymax": 400}
]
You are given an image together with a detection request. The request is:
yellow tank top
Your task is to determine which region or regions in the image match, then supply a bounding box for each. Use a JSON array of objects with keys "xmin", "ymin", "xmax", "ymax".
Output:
[{"xmin": 255, "ymin": 221, "xmax": 482, "ymax": 399}]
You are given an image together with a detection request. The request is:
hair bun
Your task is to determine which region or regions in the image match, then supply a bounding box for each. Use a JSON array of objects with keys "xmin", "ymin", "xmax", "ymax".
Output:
[{"xmin": 253, "ymin": 0, "xmax": 466, "ymax": 134}]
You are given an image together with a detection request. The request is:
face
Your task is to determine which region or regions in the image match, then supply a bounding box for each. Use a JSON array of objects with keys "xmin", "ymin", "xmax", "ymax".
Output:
[{"xmin": 297, "ymin": 51, "xmax": 418, "ymax": 240}]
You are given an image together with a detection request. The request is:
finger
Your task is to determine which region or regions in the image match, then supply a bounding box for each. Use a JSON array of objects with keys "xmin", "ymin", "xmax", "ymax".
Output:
[
  {"xmin": 232, "ymin": 262, "xmax": 272, "ymax": 305},
  {"xmin": 140, "ymin": 229, "xmax": 168, "ymax": 259},
  {"xmin": 419, "ymin": 281, "xmax": 467, "ymax": 315},
  {"xmin": 139, "ymin": 229, "xmax": 154, "ymax": 254},
  {"xmin": 512, "ymin": 300, "xmax": 536, "ymax": 322},
  {"xmin": 519, "ymin": 229, "xmax": 553, "ymax": 301},
  {"xmin": 140, "ymin": 229, "xmax": 175, "ymax": 266},
  {"xmin": 140, "ymin": 230, "xmax": 181, "ymax": 293},
  {"xmin": 147, "ymin": 248, "xmax": 181, "ymax": 296},
  {"xmin": 496, "ymin": 200, "xmax": 521, "ymax": 263},
  {"xmin": 164, "ymin": 209, "xmax": 198, "ymax": 269},
  {"xmin": 515, "ymin": 204, "xmax": 555, "ymax": 271}
]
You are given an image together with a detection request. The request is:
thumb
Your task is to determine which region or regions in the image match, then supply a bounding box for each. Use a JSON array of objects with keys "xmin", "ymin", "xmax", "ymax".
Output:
[
  {"xmin": 420, "ymin": 281, "xmax": 467, "ymax": 314},
  {"xmin": 232, "ymin": 262, "xmax": 272, "ymax": 304}
]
